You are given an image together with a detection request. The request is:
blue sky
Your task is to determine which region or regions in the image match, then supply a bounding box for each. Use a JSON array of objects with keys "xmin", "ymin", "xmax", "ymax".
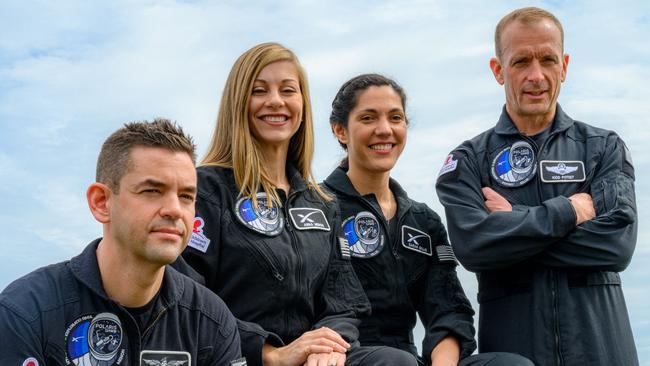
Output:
[{"xmin": 1, "ymin": 0, "xmax": 648, "ymax": 362}]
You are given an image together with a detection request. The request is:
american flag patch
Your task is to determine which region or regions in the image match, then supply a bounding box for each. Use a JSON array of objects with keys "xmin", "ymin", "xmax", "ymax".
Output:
[
  {"xmin": 339, "ymin": 237, "xmax": 351, "ymax": 260},
  {"xmin": 436, "ymin": 245, "xmax": 457, "ymax": 263}
]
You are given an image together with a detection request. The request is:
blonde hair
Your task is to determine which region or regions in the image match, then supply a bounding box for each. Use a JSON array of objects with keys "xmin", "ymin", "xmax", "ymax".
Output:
[
  {"xmin": 202, "ymin": 42, "xmax": 329, "ymax": 207},
  {"xmin": 495, "ymin": 7, "xmax": 564, "ymax": 59}
]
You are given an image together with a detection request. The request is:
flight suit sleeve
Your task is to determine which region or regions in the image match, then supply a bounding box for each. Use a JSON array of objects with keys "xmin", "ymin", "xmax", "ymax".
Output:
[
  {"xmin": 435, "ymin": 148, "xmax": 577, "ymax": 272},
  {"xmin": 0, "ymin": 302, "xmax": 45, "ymax": 364},
  {"xmin": 312, "ymin": 201, "xmax": 371, "ymax": 343},
  {"xmin": 207, "ymin": 302, "xmax": 244, "ymax": 366},
  {"xmin": 535, "ymin": 135, "xmax": 637, "ymax": 271},
  {"xmin": 417, "ymin": 210, "xmax": 476, "ymax": 363}
]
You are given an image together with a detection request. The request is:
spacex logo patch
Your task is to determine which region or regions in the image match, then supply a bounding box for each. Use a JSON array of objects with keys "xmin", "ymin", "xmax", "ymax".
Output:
[
  {"xmin": 401, "ymin": 225, "xmax": 432, "ymax": 256},
  {"xmin": 289, "ymin": 208, "xmax": 331, "ymax": 231}
]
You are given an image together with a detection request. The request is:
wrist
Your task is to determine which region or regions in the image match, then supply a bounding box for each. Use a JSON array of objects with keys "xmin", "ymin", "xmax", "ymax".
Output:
[{"xmin": 262, "ymin": 343, "xmax": 278, "ymax": 366}]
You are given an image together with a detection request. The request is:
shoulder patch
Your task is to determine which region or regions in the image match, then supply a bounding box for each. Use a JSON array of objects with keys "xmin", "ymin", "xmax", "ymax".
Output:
[
  {"xmin": 338, "ymin": 237, "xmax": 351, "ymax": 260},
  {"xmin": 340, "ymin": 211, "xmax": 384, "ymax": 258},
  {"xmin": 540, "ymin": 160, "xmax": 585, "ymax": 183},
  {"xmin": 289, "ymin": 208, "xmax": 331, "ymax": 231},
  {"xmin": 437, "ymin": 152, "xmax": 461, "ymax": 182},
  {"xmin": 140, "ymin": 350, "xmax": 191, "ymax": 365},
  {"xmin": 22, "ymin": 358, "xmax": 39, "ymax": 366},
  {"xmin": 65, "ymin": 312, "xmax": 127, "ymax": 365},
  {"xmin": 435, "ymin": 245, "xmax": 457, "ymax": 263},
  {"xmin": 401, "ymin": 225, "xmax": 432, "ymax": 256},
  {"xmin": 234, "ymin": 193, "xmax": 284, "ymax": 236},
  {"xmin": 188, "ymin": 216, "xmax": 211, "ymax": 253}
]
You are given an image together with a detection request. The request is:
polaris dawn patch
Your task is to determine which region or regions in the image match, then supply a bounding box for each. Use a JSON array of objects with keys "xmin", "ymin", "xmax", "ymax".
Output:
[
  {"xmin": 540, "ymin": 160, "xmax": 586, "ymax": 183},
  {"xmin": 65, "ymin": 312, "xmax": 127, "ymax": 366},
  {"xmin": 401, "ymin": 225, "xmax": 432, "ymax": 256},
  {"xmin": 140, "ymin": 350, "xmax": 190, "ymax": 366},
  {"xmin": 234, "ymin": 192, "xmax": 284, "ymax": 236},
  {"xmin": 188, "ymin": 216, "xmax": 211, "ymax": 253},
  {"xmin": 491, "ymin": 141, "xmax": 537, "ymax": 187},
  {"xmin": 341, "ymin": 211, "xmax": 384, "ymax": 258},
  {"xmin": 288, "ymin": 208, "xmax": 331, "ymax": 231}
]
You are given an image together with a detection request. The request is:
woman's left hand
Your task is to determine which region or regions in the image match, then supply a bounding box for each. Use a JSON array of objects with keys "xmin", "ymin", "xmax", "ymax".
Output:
[{"xmin": 303, "ymin": 351, "xmax": 346, "ymax": 366}]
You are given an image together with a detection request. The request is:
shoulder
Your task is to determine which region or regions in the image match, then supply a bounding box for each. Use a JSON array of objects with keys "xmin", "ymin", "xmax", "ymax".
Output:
[
  {"xmin": 569, "ymin": 119, "xmax": 619, "ymax": 141},
  {"xmin": 170, "ymin": 268, "xmax": 237, "ymax": 332},
  {"xmin": 0, "ymin": 260, "xmax": 75, "ymax": 323},
  {"xmin": 196, "ymin": 165, "xmax": 237, "ymax": 205}
]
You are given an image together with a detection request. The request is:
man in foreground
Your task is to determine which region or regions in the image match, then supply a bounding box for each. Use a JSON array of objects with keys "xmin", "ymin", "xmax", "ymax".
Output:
[
  {"xmin": 0, "ymin": 119, "xmax": 242, "ymax": 365},
  {"xmin": 436, "ymin": 7, "xmax": 638, "ymax": 365}
]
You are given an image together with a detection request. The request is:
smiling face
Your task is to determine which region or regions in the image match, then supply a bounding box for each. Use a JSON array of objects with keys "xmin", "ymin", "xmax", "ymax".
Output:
[
  {"xmin": 248, "ymin": 60, "xmax": 304, "ymax": 151},
  {"xmin": 490, "ymin": 19, "xmax": 569, "ymax": 126},
  {"xmin": 106, "ymin": 146, "xmax": 197, "ymax": 266},
  {"xmin": 334, "ymin": 85, "xmax": 407, "ymax": 175}
]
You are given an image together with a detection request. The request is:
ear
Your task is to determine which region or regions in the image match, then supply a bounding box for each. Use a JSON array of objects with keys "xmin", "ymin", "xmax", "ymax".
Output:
[
  {"xmin": 332, "ymin": 123, "xmax": 349, "ymax": 145},
  {"xmin": 87, "ymin": 183, "xmax": 112, "ymax": 224},
  {"xmin": 561, "ymin": 54, "xmax": 570, "ymax": 82},
  {"xmin": 489, "ymin": 57, "xmax": 505, "ymax": 85}
]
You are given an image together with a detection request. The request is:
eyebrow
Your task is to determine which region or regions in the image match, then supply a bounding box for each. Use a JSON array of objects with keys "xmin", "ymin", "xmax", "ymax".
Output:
[
  {"xmin": 358, "ymin": 108, "xmax": 404, "ymax": 113},
  {"xmin": 133, "ymin": 179, "xmax": 197, "ymax": 194},
  {"xmin": 253, "ymin": 78, "xmax": 299, "ymax": 84}
]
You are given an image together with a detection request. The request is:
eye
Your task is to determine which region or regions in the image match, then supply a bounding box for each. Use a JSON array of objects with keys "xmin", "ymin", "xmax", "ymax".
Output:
[
  {"xmin": 359, "ymin": 114, "xmax": 375, "ymax": 122},
  {"xmin": 281, "ymin": 87, "xmax": 298, "ymax": 94},
  {"xmin": 180, "ymin": 193, "xmax": 196, "ymax": 203},
  {"xmin": 391, "ymin": 113, "xmax": 405, "ymax": 122},
  {"xmin": 252, "ymin": 87, "xmax": 266, "ymax": 95}
]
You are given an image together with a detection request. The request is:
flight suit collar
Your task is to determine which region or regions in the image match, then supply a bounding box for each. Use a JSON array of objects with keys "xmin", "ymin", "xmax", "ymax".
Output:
[{"xmin": 495, "ymin": 103, "xmax": 575, "ymax": 136}]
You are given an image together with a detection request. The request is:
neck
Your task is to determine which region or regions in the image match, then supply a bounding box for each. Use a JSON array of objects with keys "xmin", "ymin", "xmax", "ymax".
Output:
[
  {"xmin": 260, "ymin": 143, "xmax": 290, "ymax": 193},
  {"xmin": 507, "ymin": 104, "xmax": 555, "ymax": 136},
  {"xmin": 96, "ymin": 238, "xmax": 164, "ymax": 308},
  {"xmin": 347, "ymin": 166, "xmax": 395, "ymax": 219}
]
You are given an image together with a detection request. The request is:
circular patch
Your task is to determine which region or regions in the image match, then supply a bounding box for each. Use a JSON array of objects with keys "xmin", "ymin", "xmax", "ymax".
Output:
[
  {"xmin": 491, "ymin": 140, "xmax": 537, "ymax": 187},
  {"xmin": 235, "ymin": 192, "xmax": 284, "ymax": 236},
  {"xmin": 341, "ymin": 211, "xmax": 384, "ymax": 258},
  {"xmin": 22, "ymin": 358, "xmax": 39, "ymax": 366},
  {"xmin": 65, "ymin": 312, "xmax": 126, "ymax": 366}
]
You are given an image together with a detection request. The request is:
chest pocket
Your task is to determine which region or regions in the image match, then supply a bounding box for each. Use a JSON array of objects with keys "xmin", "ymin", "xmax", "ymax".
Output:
[{"xmin": 223, "ymin": 213, "xmax": 286, "ymax": 282}]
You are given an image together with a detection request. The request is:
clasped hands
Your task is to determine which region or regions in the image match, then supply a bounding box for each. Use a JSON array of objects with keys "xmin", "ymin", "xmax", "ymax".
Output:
[{"xmin": 262, "ymin": 327, "xmax": 349, "ymax": 366}]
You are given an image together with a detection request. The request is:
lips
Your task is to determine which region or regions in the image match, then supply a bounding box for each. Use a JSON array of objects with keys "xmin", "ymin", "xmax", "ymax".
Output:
[
  {"xmin": 259, "ymin": 114, "xmax": 290, "ymax": 125},
  {"xmin": 369, "ymin": 143, "xmax": 394, "ymax": 151},
  {"xmin": 151, "ymin": 227, "xmax": 183, "ymax": 237}
]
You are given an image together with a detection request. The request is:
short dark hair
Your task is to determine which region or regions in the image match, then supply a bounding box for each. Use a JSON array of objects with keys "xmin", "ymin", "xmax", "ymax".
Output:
[
  {"xmin": 495, "ymin": 7, "xmax": 564, "ymax": 59},
  {"xmin": 329, "ymin": 73, "xmax": 408, "ymax": 152},
  {"xmin": 96, "ymin": 118, "xmax": 196, "ymax": 192}
]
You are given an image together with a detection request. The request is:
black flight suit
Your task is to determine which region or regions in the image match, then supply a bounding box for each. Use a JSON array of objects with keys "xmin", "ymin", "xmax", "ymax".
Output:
[{"xmin": 436, "ymin": 105, "xmax": 638, "ymax": 365}]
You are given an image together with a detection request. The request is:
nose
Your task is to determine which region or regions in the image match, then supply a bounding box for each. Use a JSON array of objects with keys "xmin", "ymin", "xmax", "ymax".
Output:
[
  {"xmin": 374, "ymin": 116, "xmax": 392, "ymax": 136},
  {"xmin": 264, "ymin": 89, "xmax": 284, "ymax": 108},
  {"xmin": 160, "ymin": 193, "xmax": 183, "ymax": 220},
  {"xmin": 526, "ymin": 60, "xmax": 544, "ymax": 83}
]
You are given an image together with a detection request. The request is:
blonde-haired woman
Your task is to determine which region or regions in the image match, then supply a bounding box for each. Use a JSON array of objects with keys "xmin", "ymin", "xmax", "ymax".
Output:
[{"xmin": 181, "ymin": 43, "xmax": 413, "ymax": 366}]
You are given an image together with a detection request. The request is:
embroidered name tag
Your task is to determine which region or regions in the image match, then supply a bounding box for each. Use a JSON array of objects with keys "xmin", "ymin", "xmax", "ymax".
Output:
[
  {"xmin": 289, "ymin": 208, "xmax": 331, "ymax": 231},
  {"xmin": 140, "ymin": 350, "xmax": 191, "ymax": 365},
  {"xmin": 540, "ymin": 160, "xmax": 586, "ymax": 183},
  {"xmin": 401, "ymin": 225, "xmax": 432, "ymax": 256}
]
